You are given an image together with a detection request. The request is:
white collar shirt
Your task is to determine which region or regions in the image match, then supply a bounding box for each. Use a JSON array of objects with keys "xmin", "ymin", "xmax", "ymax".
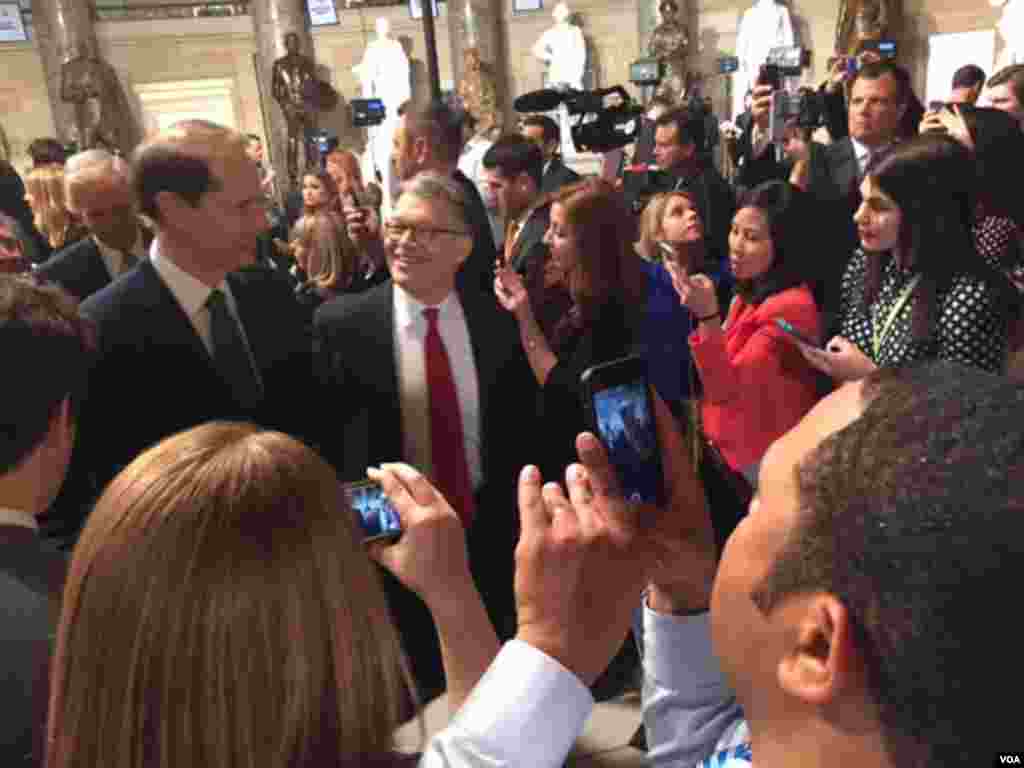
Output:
[{"xmin": 392, "ymin": 285, "xmax": 482, "ymax": 491}]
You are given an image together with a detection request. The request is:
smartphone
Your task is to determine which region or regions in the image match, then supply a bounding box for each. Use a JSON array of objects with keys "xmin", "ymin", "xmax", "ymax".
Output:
[
  {"xmin": 775, "ymin": 318, "xmax": 822, "ymax": 349},
  {"xmin": 757, "ymin": 63, "xmax": 782, "ymax": 91},
  {"xmin": 343, "ymin": 480, "xmax": 403, "ymax": 544},
  {"xmin": 580, "ymin": 355, "xmax": 665, "ymax": 506},
  {"xmin": 928, "ymin": 100, "xmax": 946, "ymax": 112}
]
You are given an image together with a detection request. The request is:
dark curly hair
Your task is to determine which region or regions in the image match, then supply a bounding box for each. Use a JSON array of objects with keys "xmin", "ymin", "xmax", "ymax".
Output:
[{"xmin": 753, "ymin": 361, "xmax": 1024, "ymax": 767}]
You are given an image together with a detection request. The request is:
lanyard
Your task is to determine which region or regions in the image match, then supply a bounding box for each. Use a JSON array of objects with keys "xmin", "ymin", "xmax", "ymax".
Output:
[{"xmin": 872, "ymin": 275, "xmax": 921, "ymax": 360}]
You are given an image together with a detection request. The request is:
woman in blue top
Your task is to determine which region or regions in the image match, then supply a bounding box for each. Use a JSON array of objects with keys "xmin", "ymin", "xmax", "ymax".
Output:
[{"xmin": 636, "ymin": 190, "xmax": 732, "ymax": 408}]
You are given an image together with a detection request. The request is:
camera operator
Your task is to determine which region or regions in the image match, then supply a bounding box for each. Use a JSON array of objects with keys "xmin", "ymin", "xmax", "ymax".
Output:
[{"xmin": 653, "ymin": 109, "xmax": 735, "ymax": 267}]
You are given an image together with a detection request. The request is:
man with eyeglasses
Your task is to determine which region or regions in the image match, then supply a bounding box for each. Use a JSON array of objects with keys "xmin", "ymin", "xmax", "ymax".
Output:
[{"xmin": 314, "ymin": 171, "xmax": 536, "ymax": 704}]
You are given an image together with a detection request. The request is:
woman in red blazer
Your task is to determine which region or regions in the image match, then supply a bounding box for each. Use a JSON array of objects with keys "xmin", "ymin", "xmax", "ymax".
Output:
[{"xmin": 669, "ymin": 181, "xmax": 821, "ymax": 480}]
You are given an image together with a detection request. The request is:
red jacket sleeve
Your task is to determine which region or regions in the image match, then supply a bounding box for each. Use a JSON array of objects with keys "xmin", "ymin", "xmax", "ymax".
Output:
[{"xmin": 689, "ymin": 286, "xmax": 821, "ymax": 470}]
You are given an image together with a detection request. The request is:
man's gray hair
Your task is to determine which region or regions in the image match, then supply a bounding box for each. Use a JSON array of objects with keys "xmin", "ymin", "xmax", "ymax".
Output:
[
  {"xmin": 399, "ymin": 171, "xmax": 468, "ymax": 228},
  {"xmin": 65, "ymin": 148, "xmax": 130, "ymax": 193}
]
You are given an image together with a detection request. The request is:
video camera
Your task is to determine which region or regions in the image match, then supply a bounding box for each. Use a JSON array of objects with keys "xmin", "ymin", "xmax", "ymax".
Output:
[
  {"xmin": 351, "ymin": 98, "xmax": 386, "ymax": 128},
  {"xmin": 513, "ymin": 85, "xmax": 644, "ymax": 153},
  {"xmin": 755, "ymin": 46, "xmax": 826, "ymax": 141}
]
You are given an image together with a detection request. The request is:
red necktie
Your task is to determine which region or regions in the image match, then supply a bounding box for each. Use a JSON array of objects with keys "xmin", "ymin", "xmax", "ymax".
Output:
[{"xmin": 423, "ymin": 308, "xmax": 475, "ymax": 527}]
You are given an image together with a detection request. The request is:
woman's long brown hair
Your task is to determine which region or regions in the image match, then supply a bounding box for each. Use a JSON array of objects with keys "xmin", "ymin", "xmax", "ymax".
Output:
[{"xmin": 48, "ymin": 422, "xmax": 410, "ymax": 768}]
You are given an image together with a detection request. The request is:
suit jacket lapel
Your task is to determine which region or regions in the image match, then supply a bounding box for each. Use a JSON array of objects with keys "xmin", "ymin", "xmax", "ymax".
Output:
[
  {"xmin": 457, "ymin": 286, "xmax": 494, "ymax": 475},
  {"xmin": 836, "ymin": 138, "xmax": 859, "ymax": 191},
  {"xmin": 84, "ymin": 240, "xmax": 113, "ymax": 296},
  {"xmin": 136, "ymin": 260, "xmax": 219, "ymax": 373}
]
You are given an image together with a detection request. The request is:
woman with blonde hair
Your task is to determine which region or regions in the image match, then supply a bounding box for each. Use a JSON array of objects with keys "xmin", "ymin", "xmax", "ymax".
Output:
[
  {"xmin": 24, "ymin": 164, "xmax": 87, "ymax": 252},
  {"xmin": 290, "ymin": 211, "xmax": 362, "ymax": 309},
  {"xmin": 47, "ymin": 422, "xmax": 500, "ymax": 768},
  {"xmin": 634, "ymin": 190, "xmax": 733, "ymax": 408}
]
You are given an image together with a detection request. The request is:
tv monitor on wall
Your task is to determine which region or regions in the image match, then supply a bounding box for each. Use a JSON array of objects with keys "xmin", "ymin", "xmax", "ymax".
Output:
[
  {"xmin": 0, "ymin": 3, "xmax": 27, "ymax": 43},
  {"xmin": 308, "ymin": 0, "xmax": 338, "ymax": 27}
]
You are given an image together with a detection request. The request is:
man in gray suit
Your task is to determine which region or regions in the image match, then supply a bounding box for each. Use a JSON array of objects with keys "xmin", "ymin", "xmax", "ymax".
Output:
[{"xmin": 0, "ymin": 276, "xmax": 91, "ymax": 765}]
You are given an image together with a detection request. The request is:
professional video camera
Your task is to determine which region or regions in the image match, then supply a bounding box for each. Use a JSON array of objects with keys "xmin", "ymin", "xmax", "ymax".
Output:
[
  {"xmin": 513, "ymin": 85, "xmax": 644, "ymax": 153},
  {"xmin": 755, "ymin": 46, "xmax": 826, "ymax": 141}
]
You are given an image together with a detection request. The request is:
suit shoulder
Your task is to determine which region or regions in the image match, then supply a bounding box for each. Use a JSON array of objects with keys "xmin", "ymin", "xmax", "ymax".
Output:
[
  {"xmin": 36, "ymin": 238, "xmax": 96, "ymax": 275},
  {"xmin": 79, "ymin": 266, "xmax": 151, "ymax": 327},
  {"xmin": 315, "ymin": 280, "xmax": 390, "ymax": 329}
]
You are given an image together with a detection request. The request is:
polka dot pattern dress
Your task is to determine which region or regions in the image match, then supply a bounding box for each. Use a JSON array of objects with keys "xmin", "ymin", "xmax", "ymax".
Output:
[
  {"xmin": 974, "ymin": 216, "xmax": 1022, "ymax": 274},
  {"xmin": 838, "ymin": 251, "xmax": 1007, "ymax": 373}
]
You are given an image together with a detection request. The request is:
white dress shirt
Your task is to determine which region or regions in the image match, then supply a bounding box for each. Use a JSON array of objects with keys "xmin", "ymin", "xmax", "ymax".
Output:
[
  {"xmin": 94, "ymin": 229, "xmax": 147, "ymax": 280},
  {"xmin": 392, "ymin": 286, "xmax": 482, "ymax": 490},
  {"xmin": 0, "ymin": 507, "xmax": 38, "ymax": 531},
  {"xmin": 150, "ymin": 241, "xmax": 262, "ymax": 390},
  {"xmin": 420, "ymin": 640, "xmax": 594, "ymax": 768}
]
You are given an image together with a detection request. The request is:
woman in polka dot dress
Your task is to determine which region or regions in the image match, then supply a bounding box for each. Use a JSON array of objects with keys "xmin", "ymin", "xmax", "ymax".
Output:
[{"xmin": 800, "ymin": 135, "xmax": 1018, "ymax": 383}]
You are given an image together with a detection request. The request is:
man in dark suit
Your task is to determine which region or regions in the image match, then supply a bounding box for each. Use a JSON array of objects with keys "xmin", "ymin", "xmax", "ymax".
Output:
[
  {"xmin": 654, "ymin": 108, "xmax": 736, "ymax": 267},
  {"xmin": 35, "ymin": 150, "xmax": 149, "ymax": 302},
  {"xmin": 389, "ymin": 99, "xmax": 497, "ymax": 293},
  {"xmin": 481, "ymin": 135, "xmax": 571, "ymax": 342},
  {"xmin": 44, "ymin": 121, "xmax": 319, "ymax": 546},
  {"xmin": 790, "ymin": 61, "xmax": 907, "ymax": 330},
  {"xmin": 0, "ymin": 276, "xmax": 90, "ymax": 765},
  {"xmin": 521, "ymin": 114, "xmax": 581, "ymax": 195},
  {"xmin": 315, "ymin": 172, "xmax": 536, "ymax": 702}
]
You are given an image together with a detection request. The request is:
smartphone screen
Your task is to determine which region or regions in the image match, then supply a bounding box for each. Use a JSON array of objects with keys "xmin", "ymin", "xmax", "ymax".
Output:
[
  {"xmin": 343, "ymin": 480, "xmax": 403, "ymax": 543},
  {"xmin": 582, "ymin": 357, "xmax": 665, "ymax": 506}
]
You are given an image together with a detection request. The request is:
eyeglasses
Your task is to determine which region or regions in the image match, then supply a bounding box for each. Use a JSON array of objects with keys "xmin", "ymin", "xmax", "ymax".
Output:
[{"xmin": 383, "ymin": 219, "xmax": 469, "ymax": 244}]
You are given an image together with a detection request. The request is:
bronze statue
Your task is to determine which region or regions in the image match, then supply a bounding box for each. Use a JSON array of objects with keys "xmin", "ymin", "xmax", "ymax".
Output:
[
  {"xmin": 458, "ymin": 48, "xmax": 501, "ymax": 138},
  {"xmin": 648, "ymin": 0, "xmax": 689, "ymax": 105},
  {"xmin": 271, "ymin": 32, "xmax": 318, "ymax": 188},
  {"xmin": 835, "ymin": 0, "xmax": 895, "ymax": 56},
  {"xmin": 61, "ymin": 46, "xmax": 120, "ymax": 151}
]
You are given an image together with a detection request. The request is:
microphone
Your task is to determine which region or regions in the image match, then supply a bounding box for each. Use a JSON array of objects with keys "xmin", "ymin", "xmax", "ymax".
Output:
[{"xmin": 513, "ymin": 89, "xmax": 566, "ymax": 112}]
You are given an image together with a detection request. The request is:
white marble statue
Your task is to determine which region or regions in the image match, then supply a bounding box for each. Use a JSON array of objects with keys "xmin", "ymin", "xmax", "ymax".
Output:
[
  {"xmin": 353, "ymin": 18, "xmax": 411, "ymax": 212},
  {"xmin": 532, "ymin": 2, "xmax": 586, "ymax": 90},
  {"xmin": 993, "ymin": 0, "xmax": 1024, "ymax": 68},
  {"xmin": 732, "ymin": 0, "xmax": 794, "ymax": 119}
]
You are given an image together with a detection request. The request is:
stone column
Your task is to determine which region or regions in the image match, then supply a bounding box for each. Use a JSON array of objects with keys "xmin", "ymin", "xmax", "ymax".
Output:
[
  {"xmin": 448, "ymin": 0, "xmax": 508, "ymax": 126},
  {"xmin": 31, "ymin": 0, "xmax": 98, "ymax": 146},
  {"xmin": 251, "ymin": 0, "xmax": 315, "ymax": 200}
]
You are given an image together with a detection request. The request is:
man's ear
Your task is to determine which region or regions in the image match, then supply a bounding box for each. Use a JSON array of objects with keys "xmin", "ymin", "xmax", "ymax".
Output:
[
  {"xmin": 776, "ymin": 594, "xmax": 860, "ymax": 708},
  {"xmin": 414, "ymin": 135, "xmax": 430, "ymax": 164}
]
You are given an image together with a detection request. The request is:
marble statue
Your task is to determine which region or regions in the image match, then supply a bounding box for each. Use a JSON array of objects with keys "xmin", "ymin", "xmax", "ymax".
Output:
[
  {"xmin": 458, "ymin": 47, "xmax": 501, "ymax": 138},
  {"xmin": 532, "ymin": 2, "xmax": 587, "ymax": 90},
  {"xmin": 271, "ymin": 32, "xmax": 319, "ymax": 188},
  {"xmin": 60, "ymin": 45, "xmax": 121, "ymax": 151},
  {"xmin": 353, "ymin": 18, "xmax": 411, "ymax": 211},
  {"xmin": 993, "ymin": 0, "xmax": 1024, "ymax": 68},
  {"xmin": 732, "ymin": 0, "xmax": 794, "ymax": 118},
  {"xmin": 835, "ymin": 0, "xmax": 894, "ymax": 56},
  {"xmin": 648, "ymin": 0, "xmax": 689, "ymax": 105}
]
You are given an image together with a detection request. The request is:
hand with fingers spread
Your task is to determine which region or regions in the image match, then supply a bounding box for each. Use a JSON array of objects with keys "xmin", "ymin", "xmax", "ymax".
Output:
[
  {"xmin": 514, "ymin": 458, "xmax": 648, "ymax": 686},
  {"xmin": 667, "ymin": 263, "xmax": 719, "ymax": 321},
  {"xmin": 367, "ymin": 463, "xmax": 473, "ymax": 610},
  {"xmin": 367, "ymin": 463, "xmax": 499, "ymax": 713},
  {"xmin": 513, "ymin": 389, "xmax": 717, "ymax": 681}
]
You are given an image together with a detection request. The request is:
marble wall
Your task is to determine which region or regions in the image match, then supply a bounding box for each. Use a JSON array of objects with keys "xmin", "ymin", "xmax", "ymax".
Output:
[{"xmin": 0, "ymin": 0, "xmax": 1012, "ymax": 171}]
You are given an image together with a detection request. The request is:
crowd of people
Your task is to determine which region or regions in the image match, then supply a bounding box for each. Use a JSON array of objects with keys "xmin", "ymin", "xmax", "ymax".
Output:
[{"xmin": 0, "ymin": 53, "xmax": 1023, "ymax": 768}]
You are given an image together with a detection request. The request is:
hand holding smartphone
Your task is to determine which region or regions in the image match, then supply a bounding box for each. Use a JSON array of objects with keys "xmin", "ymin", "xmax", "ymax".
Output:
[
  {"xmin": 343, "ymin": 479, "xmax": 404, "ymax": 544},
  {"xmin": 580, "ymin": 355, "xmax": 665, "ymax": 506}
]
